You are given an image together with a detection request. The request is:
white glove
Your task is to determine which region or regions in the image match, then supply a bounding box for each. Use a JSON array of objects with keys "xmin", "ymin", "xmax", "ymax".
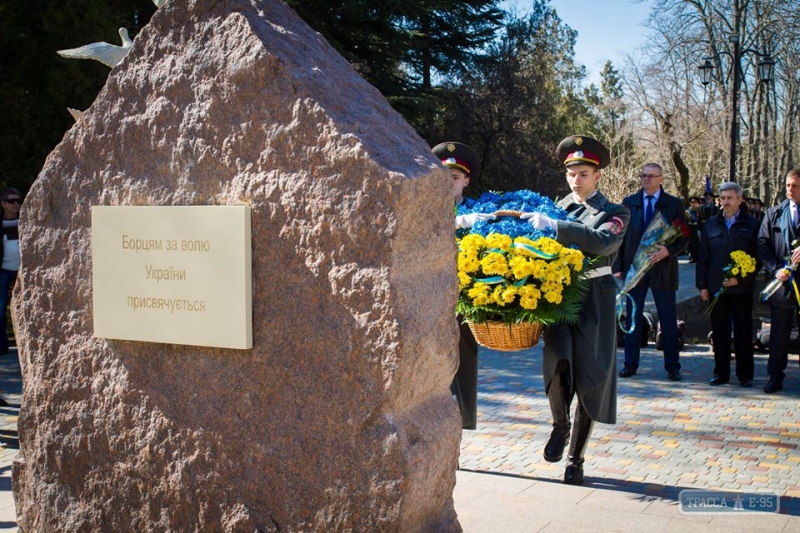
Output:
[
  {"xmin": 455, "ymin": 212, "xmax": 496, "ymax": 229},
  {"xmin": 521, "ymin": 212, "xmax": 556, "ymax": 232}
]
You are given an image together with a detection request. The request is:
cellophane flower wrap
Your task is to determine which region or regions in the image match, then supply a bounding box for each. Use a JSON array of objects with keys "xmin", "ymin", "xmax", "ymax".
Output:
[
  {"xmin": 706, "ymin": 250, "xmax": 757, "ymax": 315},
  {"xmin": 760, "ymin": 239, "xmax": 800, "ymax": 302},
  {"xmin": 620, "ymin": 213, "xmax": 690, "ymax": 294},
  {"xmin": 456, "ymin": 190, "xmax": 590, "ymax": 326}
]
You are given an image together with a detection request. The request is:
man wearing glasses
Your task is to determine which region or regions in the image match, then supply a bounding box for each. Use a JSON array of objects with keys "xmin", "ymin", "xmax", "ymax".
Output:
[
  {"xmin": 0, "ymin": 189, "xmax": 22, "ymax": 368},
  {"xmin": 613, "ymin": 164, "xmax": 689, "ymax": 381}
]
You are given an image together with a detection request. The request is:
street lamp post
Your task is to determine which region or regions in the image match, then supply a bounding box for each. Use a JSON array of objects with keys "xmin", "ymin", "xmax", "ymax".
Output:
[{"xmin": 699, "ymin": 36, "xmax": 775, "ymax": 183}]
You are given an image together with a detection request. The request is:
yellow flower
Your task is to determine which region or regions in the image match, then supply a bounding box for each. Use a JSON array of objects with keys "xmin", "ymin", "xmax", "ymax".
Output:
[
  {"xmin": 498, "ymin": 285, "xmax": 518, "ymax": 304},
  {"xmin": 460, "ymin": 233, "xmax": 487, "ymax": 250},
  {"xmin": 518, "ymin": 285, "xmax": 541, "ymax": 310},
  {"xmin": 533, "ymin": 237, "xmax": 562, "ymax": 256},
  {"xmin": 486, "ymin": 233, "xmax": 513, "ymax": 251},
  {"xmin": 530, "ymin": 259, "xmax": 548, "ymax": 278},
  {"xmin": 457, "ymin": 230, "xmax": 588, "ymax": 327},
  {"xmin": 468, "ymin": 284, "xmax": 490, "ymax": 306},
  {"xmin": 490, "ymin": 285, "xmax": 513, "ymax": 306},
  {"xmin": 480, "ymin": 252, "xmax": 510, "ymax": 276},
  {"xmin": 560, "ymin": 248, "xmax": 585, "ymax": 271},
  {"xmin": 509, "ymin": 255, "xmax": 534, "ymax": 279},
  {"xmin": 729, "ymin": 251, "xmax": 756, "ymax": 277},
  {"xmin": 542, "ymin": 284, "xmax": 563, "ymax": 304},
  {"xmin": 458, "ymin": 252, "xmax": 481, "ymax": 274}
]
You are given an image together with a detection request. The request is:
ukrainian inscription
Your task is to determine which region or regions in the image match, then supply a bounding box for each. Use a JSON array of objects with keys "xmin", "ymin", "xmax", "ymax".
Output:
[{"xmin": 92, "ymin": 206, "xmax": 252, "ymax": 348}]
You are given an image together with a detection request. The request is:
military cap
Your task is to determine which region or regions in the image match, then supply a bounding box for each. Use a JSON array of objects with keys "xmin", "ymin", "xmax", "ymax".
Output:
[
  {"xmin": 556, "ymin": 135, "xmax": 610, "ymax": 169},
  {"xmin": 690, "ymin": 196, "xmax": 702, "ymax": 203},
  {"xmin": 432, "ymin": 141, "xmax": 481, "ymax": 181}
]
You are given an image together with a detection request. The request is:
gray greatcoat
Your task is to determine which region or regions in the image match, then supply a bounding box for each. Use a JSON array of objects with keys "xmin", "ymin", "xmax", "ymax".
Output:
[{"xmin": 542, "ymin": 191, "xmax": 630, "ymax": 424}]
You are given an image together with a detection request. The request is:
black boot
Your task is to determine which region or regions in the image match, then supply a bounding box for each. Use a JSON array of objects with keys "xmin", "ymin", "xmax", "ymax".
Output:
[
  {"xmin": 543, "ymin": 370, "xmax": 572, "ymax": 462},
  {"xmin": 564, "ymin": 403, "xmax": 594, "ymax": 485}
]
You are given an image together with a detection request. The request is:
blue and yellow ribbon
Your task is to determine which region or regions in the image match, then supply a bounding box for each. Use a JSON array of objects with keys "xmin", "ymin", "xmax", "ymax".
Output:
[{"xmin": 510, "ymin": 242, "xmax": 557, "ymax": 259}]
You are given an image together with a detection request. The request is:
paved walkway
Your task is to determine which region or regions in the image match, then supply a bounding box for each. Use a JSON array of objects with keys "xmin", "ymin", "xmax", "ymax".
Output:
[
  {"xmin": 0, "ymin": 349, "xmax": 20, "ymax": 533},
  {"xmin": 455, "ymin": 343, "xmax": 800, "ymax": 532},
  {"xmin": 454, "ymin": 257, "xmax": 800, "ymax": 533},
  {"xmin": 454, "ymin": 260, "xmax": 800, "ymax": 532}
]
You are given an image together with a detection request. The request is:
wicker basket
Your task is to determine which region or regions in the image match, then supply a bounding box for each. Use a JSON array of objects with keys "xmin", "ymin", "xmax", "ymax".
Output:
[{"xmin": 467, "ymin": 320, "xmax": 543, "ymax": 352}]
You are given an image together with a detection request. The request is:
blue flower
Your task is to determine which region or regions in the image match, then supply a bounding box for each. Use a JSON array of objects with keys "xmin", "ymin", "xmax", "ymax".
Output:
[{"xmin": 457, "ymin": 190, "xmax": 567, "ymax": 239}]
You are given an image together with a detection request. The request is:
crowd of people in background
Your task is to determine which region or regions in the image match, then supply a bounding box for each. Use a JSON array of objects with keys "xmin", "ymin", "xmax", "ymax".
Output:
[{"xmin": 627, "ymin": 170, "xmax": 799, "ymax": 395}]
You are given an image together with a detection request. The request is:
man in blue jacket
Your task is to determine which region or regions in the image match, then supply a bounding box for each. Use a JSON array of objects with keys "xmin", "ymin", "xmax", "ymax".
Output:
[
  {"xmin": 613, "ymin": 164, "xmax": 689, "ymax": 381},
  {"xmin": 696, "ymin": 182, "xmax": 760, "ymax": 387}
]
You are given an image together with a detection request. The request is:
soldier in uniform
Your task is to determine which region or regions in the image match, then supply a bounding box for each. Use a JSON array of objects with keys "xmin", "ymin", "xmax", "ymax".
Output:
[
  {"xmin": 521, "ymin": 136, "xmax": 630, "ymax": 484},
  {"xmin": 700, "ymin": 192, "xmax": 720, "ymax": 225},
  {"xmin": 749, "ymin": 198, "xmax": 766, "ymax": 223},
  {"xmin": 432, "ymin": 141, "xmax": 488, "ymax": 429},
  {"xmin": 686, "ymin": 196, "xmax": 702, "ymax": 262}
]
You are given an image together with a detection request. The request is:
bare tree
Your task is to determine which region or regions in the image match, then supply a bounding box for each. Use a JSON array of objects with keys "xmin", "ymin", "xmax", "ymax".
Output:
[{"xmin": 620, "ymin": 0, "xmax": 800, "ymax": 205}]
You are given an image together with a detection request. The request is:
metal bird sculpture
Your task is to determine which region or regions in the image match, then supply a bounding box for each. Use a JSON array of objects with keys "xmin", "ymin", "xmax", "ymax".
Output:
[{"xmin": 57, "ymin": 28, "xmax": 133, "ymax": 68}]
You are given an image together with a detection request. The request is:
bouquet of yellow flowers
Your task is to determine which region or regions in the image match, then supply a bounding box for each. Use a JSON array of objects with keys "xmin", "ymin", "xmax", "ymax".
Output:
[
  {"xmin": 457, "ymin": 233, "xmax": 589, "ymax": 333},
  {"xmin": 706, "ymin": 250, "xmax": 757, "ymax": 315}
]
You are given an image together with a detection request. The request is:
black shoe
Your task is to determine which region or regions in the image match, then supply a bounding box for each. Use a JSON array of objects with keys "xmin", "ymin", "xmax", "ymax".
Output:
[
  {"xmin": 764, "ymin": 376, "xmax": 783, "ymax": 393},
  {"xmin": 668, "ymin": 371, "xmax": 682, "ymax": 381},
  {"xmin": 709, "ymin": 376, "xmax": 729, "ymax": 386},
  {"xmin": 564, "ymin": 463, "xmax": 584, "ymax": 485},
  {"xmin": 563, "ymin": 403, "xmax": 593, "ymax": 486},
  {"xmin": 543, "ymin": 426, "xmax": 570, "ymax": 463},
  {"xmin": 0, "ymin": 397, "xmax": 7, "ymax": 407},
  {"xmin": 619, "ymin": 366, "xmax": 636, "ymax": 378},
  {"xmin": 740, "ymin": 380, "xmax": 754, "ymax": 388}
]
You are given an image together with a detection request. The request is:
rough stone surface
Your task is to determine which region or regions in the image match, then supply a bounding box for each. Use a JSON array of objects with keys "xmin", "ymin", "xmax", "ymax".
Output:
[{"xmin": 12, "ymin": 0, "xmax": 462, "ymax": 531}]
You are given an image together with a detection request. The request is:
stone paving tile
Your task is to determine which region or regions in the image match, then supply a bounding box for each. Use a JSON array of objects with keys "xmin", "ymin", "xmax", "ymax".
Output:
[
  {"xmin": 459, "ymin": 341, "xmax": 800, "ymax": 517},
  {"xmin": 0, "ymin": 349, "xmax": 20, "ymax": 532}
]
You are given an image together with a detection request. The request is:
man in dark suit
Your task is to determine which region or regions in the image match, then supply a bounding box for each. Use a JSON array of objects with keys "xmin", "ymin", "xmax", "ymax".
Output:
[
  {"xmin": 756, "ymin": 168, "xmax": 800, "ymax": 393},
  {"xmin": 612, "ymin": 163, "xmax": 689, "ymax": 381}
]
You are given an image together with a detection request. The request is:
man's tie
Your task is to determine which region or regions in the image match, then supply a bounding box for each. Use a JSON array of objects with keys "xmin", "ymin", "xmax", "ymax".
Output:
[
  {"xmin": 644, "ymin": 195, "xmax": 655, "ymax": 229},
  {"xmin": 793, "ymin": 203, "xmax": 799, "ymax": 229}
]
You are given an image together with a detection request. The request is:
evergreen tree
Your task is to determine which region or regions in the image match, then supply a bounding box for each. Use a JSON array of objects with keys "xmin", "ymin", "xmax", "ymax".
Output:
[
  {"xmin": 429, "ymin": 1, "xmax": 598, "ymax": 196},
  {"xmin": 283, "ymin": 0, "xmax": 410, "ymax": 100},
  {"xmin": 400, "ymin": 0, "xmax": 504, "ymax": 136},
  {"xmin": 0, "ymin": 0, "xmax": 156, "ymax": 193}
]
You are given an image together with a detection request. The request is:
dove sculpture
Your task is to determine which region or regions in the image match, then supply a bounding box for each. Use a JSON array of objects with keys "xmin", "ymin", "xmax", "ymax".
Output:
[
  {"xmin": 57, "ymin": 28, "xmax": 133, "ymax": 68},
  {"xmin": 67, "ymin": 108, "xmax": 84, "ymax": 122}
]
